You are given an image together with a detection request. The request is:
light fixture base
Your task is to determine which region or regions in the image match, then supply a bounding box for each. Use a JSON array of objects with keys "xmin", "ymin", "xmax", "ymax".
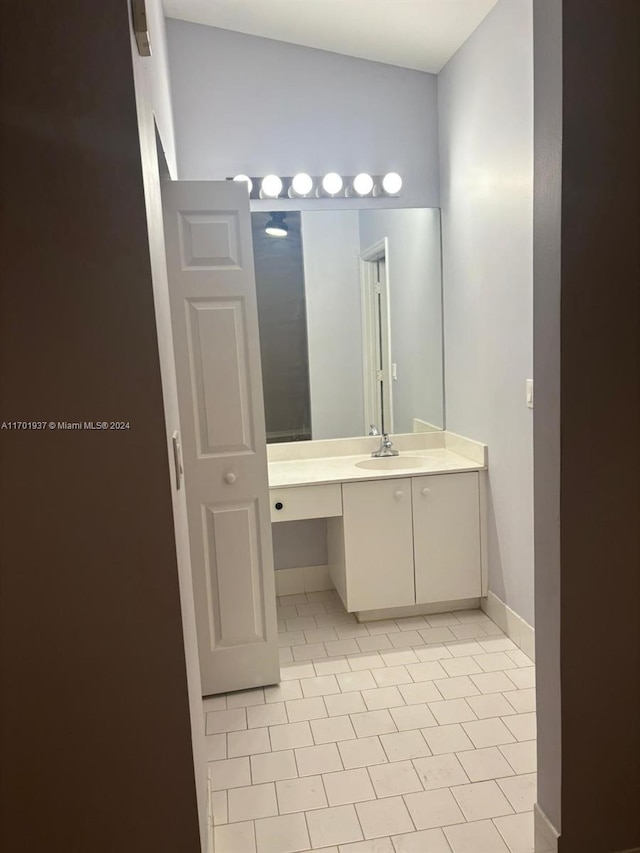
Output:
[{"xmin": 227, "ymin": 174, "xmax": 402, "ymax": 201}]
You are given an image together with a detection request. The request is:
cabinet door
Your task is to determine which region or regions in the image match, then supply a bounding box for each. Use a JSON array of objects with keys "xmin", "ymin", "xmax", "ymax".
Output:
[
  {"xmin": 342, "ymin": 478, "xmax": 415, "ymax": 611},
  {"xmin": 413, "ymin": 473, "xmax": 481, "ymax": 604}
]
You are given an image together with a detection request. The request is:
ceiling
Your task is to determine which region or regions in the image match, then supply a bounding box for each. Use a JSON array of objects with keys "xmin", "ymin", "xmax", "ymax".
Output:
[{"xmin": 162, "ymin": 0, "xmax": 499, "ymax": 74}]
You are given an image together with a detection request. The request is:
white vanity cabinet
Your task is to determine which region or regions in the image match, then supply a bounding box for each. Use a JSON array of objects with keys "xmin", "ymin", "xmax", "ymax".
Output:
[
  {"xmin": 329, "ymin": 470, "xmax": 482, "ymax": 614},
  {"xmin": 269, "ymin": 483, "xmax": 342, "ymax": 522},
  {"xmin": 412, "ymin": 473, "xmax": 481, "ymax": 604},
  {"xmin": 340, "ymin": 478, "xmax": 415, "ymax": 611}
]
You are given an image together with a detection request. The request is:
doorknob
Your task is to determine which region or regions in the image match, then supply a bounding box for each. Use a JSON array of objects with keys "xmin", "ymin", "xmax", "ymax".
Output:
[
  {"xmin": 224, "ymin": 472, "xmax": 237, "ymax": 484},
  {"xmin": 421, "ymin": 487, "xmax": 430, "ymax": 496},
  {"xmin": 394, "ymin": 490, "xmax": 403, "ymax": 500}
]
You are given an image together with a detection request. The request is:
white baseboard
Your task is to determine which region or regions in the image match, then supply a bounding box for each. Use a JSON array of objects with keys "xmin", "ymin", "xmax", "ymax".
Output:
[
  {"xmin": 275, "ymin": 565, "xmax": 332, "ymax": 596},
  {"xmin": 534, "ymin": 803, "xmax": 640, "ymax": 853},
  {"xmin": 355, "ymin": 598, "xmax": 480, "ymax": 622},
  {"xmin": 482, "ymin": 590, "xmax": 535, "ymax": 662},
  {"xmin": 534, "ymin": 803, "xmax": 559, "ymax": 852}
]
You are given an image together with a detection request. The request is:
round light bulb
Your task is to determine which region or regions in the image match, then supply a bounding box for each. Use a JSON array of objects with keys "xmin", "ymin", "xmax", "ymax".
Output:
[
  {"xmin": 265, "ymin": 224, "xmax": 287, "ymax": 237},
  {"xmin": 322, "ymin": 172, "xmax": 343, "ymax": 196},
  {"xmin": 382, "ymin": 172, "xmax": 403, "ymax": 195},
  {"xmin": 353, "ymin": 173, "xmax": 374, "ymax": 196},
  {"xmin": 233, "ymin": 174, "xmax": 253, "ymax": 193},
  {"xmin": 261, "ymin": 174, "xmax": 283, "ymax": 198},
  {"xmin": 265, "ymin": 213, "xmax": 288, "ymax": 238},
  {"xmin": 292, "ymin": 173, "xmax": 313, "ymax": 196}
]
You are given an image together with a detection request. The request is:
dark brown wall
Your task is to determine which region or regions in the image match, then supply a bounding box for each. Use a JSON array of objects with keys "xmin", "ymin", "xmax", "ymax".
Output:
[
  {"xmin": 535, "ymin": 1, "xmax": 640, "ymax": 850},
  {"xmin": 0, "ymin": 2, "xmax": 201, "ymax": 851},
  {"xmin": 559, "ymin": 1, "xmax": 640, "ymax": 849}
]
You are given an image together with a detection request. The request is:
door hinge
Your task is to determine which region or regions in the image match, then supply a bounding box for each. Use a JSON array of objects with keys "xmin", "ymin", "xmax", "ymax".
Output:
[
  {"xmin": 172, "ymin": 431, "xmax": 183, "ymax": 490},
  {"xmin": 374, "ymin": 283, "xmax": 382, "ymax": 295},
  {"xmin": 376, "ymin": 369, "xmax": 384, "ymax": 382},
  {"xmin": 131, "ymin": 0, "xmax": 152, "ymax": 56}
]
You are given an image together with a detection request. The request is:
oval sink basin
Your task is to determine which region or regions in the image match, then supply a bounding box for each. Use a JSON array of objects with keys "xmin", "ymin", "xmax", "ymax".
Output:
[{"xmin": 356, "ymin": 456, "xmax": 427, "ymax": 470}]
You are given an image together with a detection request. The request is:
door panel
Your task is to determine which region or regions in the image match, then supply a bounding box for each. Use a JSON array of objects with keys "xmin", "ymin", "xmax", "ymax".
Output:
[
  {"xmin": 178, "ymin": 211, "xmax": 243, "ymax": 269},
  {"xmin": 187, "ymin": 297, "xmax": 253, "ymax": 454},
  {"xmin": 203, "ymin": 502, "xmax": 266, "ymax": 646},
  {"xmin": 163, "ymin": 181, "xmax": 279, "ymax": 695},
  {"xmin": 413, "ymin": 473, "xmax": 481, "ymax": 604},
  {"xmin": 342, "ymin": 478, "xmax": 415, "ymax": 611}
]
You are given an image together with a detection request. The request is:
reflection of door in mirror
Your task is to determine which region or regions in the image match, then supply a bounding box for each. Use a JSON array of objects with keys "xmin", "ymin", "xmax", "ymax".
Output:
[
  {"xmin": 360, "ymin": 241, "xmax": 393, "ymax": 435},
  {"xmin": 252, "ymin": 212, "xmax": 312, "ymax": 442}
]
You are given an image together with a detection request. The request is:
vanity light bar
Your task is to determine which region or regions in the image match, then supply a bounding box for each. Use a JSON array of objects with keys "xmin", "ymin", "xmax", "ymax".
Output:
[{"xmin": 228, "ymin": 174, "xmax": 403, "ymax": 200}]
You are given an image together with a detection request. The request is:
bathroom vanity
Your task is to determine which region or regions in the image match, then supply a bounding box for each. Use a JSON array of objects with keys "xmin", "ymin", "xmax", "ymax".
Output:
[
  {"xmin": 268, "ymin": 431, "xmax": 487, "ymax": 620},
  {"xmin": 254, "ymin": 205, "xmax": 488, "ymax": 623}
]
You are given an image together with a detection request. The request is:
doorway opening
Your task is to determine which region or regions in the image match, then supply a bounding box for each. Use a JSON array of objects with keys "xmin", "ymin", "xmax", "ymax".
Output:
[{"xmin": 360, "ymin": 239, "xmax": 393, "ymax": 435}]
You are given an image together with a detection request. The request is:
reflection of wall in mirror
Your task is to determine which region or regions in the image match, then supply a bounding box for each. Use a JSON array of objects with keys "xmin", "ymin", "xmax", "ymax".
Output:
[{"xmin": 301, "ymin": 211, "xmax": 364, "ymax": 440}]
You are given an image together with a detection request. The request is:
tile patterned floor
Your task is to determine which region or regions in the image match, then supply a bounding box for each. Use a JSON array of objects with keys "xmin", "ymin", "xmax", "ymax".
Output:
[{"xmin": 205, "ymin": 590, "xmax": 536, "ymax": 853}]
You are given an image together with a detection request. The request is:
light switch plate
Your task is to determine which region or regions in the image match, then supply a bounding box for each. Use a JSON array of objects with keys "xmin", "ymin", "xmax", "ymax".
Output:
[{"xmin": 526, "ymin": 379, "xmax": 534, "ymax": 409}]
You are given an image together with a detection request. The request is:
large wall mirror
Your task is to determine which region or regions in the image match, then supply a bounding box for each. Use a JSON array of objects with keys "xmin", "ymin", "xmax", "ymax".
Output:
[{"xmin": 251, "ymin": 208, "xmax": 444, "ymax": 442}]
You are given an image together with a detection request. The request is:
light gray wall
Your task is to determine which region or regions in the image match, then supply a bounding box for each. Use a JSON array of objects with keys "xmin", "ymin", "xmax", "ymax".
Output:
[
  {"xmin": 302, "ymin": 211, "xmax": 365, "ymax": 439},
  {"xmin": 144, "ymin": 0, "xmax": 178, "ymax": 178},
  {"xmin": 359, "ymin": 208, "xmax": 444, "ymax": 431},
  {"xmin": 438, "ymin": 0, "xmax": 534, "ymax": 625},
  {"xmin": 532, "ymin": 0, "xmax": 562, "ymax": 834},
  {"xmin": 165, "ymin": 21, "xmax": 440, "ymax": 209},
  {"xmin": 272, "ymin": 520, "xmax": 328, "ymax": 571}
]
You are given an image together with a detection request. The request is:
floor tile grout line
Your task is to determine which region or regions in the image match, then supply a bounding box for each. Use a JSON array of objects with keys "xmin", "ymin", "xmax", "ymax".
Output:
[
  {"xmin": 209, "ymin": 707, "xmax": 533, "ymax": 746},
  {"xmin": 351, "ymin": 795, "xmax": 369, "ymax": 845},
  {"xmin": 301, "ymin": 809, "xmax": 312, "ymax": 850},
  {"xmin": 212, "ymin": 608, "xmax": 535, "ymax": 850},
  {"xmin": 282, "ymin": 635, "xmax": 531, "ymax": 668},
  {"xmin": 317, "ymin": 767, "xmax": 331, "ymax": 814},
  {"xmin": 491, "ymin": 814, "xmax": 520, "ymax": 853}
]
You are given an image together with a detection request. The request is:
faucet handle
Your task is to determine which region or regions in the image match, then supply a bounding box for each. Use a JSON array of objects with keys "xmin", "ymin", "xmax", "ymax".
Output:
[{"xmin": 369, "ymin": 424, "xmax": 379, "ymax": 436}]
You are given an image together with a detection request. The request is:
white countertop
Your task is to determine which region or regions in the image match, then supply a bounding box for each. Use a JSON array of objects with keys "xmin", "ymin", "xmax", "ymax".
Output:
[{"xmin": 269, "ymin": 448, "xmax": 485, "ymax": 489}]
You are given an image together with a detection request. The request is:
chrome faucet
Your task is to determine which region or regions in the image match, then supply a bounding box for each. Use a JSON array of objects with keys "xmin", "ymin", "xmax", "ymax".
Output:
[
  {"xmin": 372, "ymin": 432, "xmax": 399, "ymax": 458},
  {"xmin": 369, "ymin": 424, "xmax": 380, "ymax": 436}
]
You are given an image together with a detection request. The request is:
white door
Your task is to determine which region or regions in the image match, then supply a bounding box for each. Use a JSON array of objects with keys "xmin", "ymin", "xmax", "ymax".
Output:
[
  {"xmin": 360, "ymin": 241, "xmax": 393, "ymax": 434},
  {"xmin": 162, "ymin": 180, "xmax": 279, "ymax": 696},
  {"xmin": 342, "ymin": 478, "xmax": 415, "ymax": 611},
  {"xmin": 413, "ymin": 473, "xmax": 482, "ymax": 604}
]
